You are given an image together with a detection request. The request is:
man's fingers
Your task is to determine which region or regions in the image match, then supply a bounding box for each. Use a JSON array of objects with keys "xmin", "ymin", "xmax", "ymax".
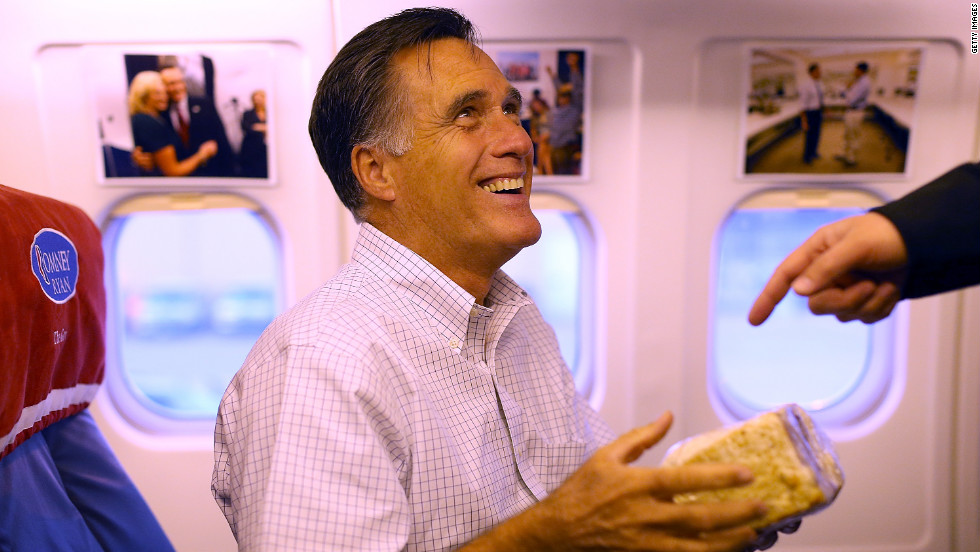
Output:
[
  {"xmin": 756, "ymin": 233, "xmax": 880, "ymax": 325},
  {"xmin": 850, "ymin": 281, "xmax": 900, "ymax": 324},
  {"xmin": 749, "ymin": 217, "xmax": 877, "ymax": 326},
  {"xmin": 748, "ymin": 278, "xmax": 790, "ymax": 326},
  {"xmin": 748, "ymin": 225, "xmax": 843, "ymax": 326},
  {"xmin": 752, "ymin": 530, "xmax": 779, "ymax": 550},
  {"xmin": 775, "ymin": 518, "xmax": 802, "ymax": 534},
  {"xmin": 855, "ymin": 284, "xmax": 899, "ymax": 324},
  {"xmin": 806, "ymin": 279, "xmax": 900, "ymax": 324},
  {"xmin": 603, "ymin": 412, "xmax": 673, "ymax": 464},
  {"xmin": 807, "ymin": 280, "xmax": 875, "ymax": 316},
  {"xmin": 791, "ymin": 235, "xmax": 870, "ymax": 297},
  {"xmin": 646, "ymin": 464, "xmax": 755, "ymax": 497},
  {"xmin": 645, "ymin": 500, "xmax": 767, "ymax": 532},
  {"xmin": 748, "ymin": 253, "xmax": 808, "ymax": 326},
  {"xmin": 647, "ymin": 525, "xmax": 758, "ymax": 552}
]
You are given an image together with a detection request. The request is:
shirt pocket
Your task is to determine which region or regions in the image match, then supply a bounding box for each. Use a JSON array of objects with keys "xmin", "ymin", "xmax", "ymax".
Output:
[{"xmin": 530, "ymin": 438, "xmax": 590, "ymax": 493}]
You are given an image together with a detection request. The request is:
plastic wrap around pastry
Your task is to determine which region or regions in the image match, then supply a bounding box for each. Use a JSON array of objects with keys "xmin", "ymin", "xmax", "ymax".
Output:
[{"xmin": 660, "ymin": 404, "xmax": 844, "ymax": 530}]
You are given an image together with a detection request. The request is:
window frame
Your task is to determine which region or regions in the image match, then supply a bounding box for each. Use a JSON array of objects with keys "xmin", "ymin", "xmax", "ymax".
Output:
[
  {"xmin": 524, "ymin": 191, "xmax": 602, "ymax": 406},
  {"xmin": 100, "ymin": 192, "xmax": 284, "ymax": 436},
  {"xmin": 708, "ymin": 187, "xmax": 906, "ymax": 440}
]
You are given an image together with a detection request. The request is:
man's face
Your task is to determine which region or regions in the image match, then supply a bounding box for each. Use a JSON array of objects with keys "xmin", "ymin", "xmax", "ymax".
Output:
[
  {"xmin": 378, "ymin": 38, "xmax": 541, "ymax": 276},
  {"xmin": 160, "ymin": 67, "xmax": 187, "ymax": 103}
]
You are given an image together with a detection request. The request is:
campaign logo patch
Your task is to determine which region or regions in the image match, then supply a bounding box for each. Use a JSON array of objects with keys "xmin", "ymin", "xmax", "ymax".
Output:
[{"xmin": 30, "ymin": 228, "xmax": 79, "ymax": 304}]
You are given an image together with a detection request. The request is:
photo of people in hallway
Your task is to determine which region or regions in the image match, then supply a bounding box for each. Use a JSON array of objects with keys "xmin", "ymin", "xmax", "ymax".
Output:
[
  {"xmin": 742, "ymin": 43, "xmax": 921, "ymax": 176},
  {"xmin": 486, "ymin": 44, "xmax": 588, "ymax": 179}
]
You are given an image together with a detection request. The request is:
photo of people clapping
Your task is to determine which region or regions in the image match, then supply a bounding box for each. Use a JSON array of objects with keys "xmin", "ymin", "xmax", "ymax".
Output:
[{"xmin": 487, "ymin": 45, "xmax": 588, "ymax": 179}]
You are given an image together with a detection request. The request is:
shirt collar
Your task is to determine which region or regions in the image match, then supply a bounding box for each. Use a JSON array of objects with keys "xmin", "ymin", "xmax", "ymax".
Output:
[{"xmin": 350, "ymin": 223, "xmax": 532, "ymax": 342}]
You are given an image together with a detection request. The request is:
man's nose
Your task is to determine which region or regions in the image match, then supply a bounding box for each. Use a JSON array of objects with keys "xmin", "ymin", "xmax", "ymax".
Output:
[{"xmin": 490, "ymin": 110, "xmax": 532, "ymax": 159}]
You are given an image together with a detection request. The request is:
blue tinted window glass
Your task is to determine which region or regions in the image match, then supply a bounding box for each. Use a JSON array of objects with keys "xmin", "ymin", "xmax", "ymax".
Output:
[
  {"xmin": 503, "ymin": 210, "xmax": 583, "ymax": 377},
  {"xmin": 714, "ymin": 207, "xmax": 870, "ymax": 413},
  {"xmin": 112, "ymin": 208, "xmax": 280, "ymax": 418}
]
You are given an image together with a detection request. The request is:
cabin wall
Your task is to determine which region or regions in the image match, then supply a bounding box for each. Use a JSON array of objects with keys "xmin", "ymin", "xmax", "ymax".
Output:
[{"xmin": 0, "ymin": 1, "xmax": 976, "ymax": 551}]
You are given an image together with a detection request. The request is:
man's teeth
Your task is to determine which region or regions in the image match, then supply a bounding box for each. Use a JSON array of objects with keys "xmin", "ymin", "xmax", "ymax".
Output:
[{"xmin": 482, "ymin": 178, "xmax": 524, "ymax": 193}]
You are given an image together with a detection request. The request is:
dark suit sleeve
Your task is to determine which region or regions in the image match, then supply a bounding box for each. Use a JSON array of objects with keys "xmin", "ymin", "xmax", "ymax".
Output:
[
  {"xmin": 188, "ymin": 97, "xmax": 236, "ymax": 176},
  {"xmin": 871, "ymin": 162, "xmax": 980, "ymax": 298}
]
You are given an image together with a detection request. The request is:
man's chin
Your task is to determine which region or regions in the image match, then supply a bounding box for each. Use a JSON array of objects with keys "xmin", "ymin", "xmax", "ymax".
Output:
[{"xmin": 509, "ymin": 219, "xmax": 544, "ymax": 251}]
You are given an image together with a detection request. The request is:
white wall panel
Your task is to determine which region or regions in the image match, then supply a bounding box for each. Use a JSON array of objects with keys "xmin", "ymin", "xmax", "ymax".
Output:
[{"xmin": 0, "ymin": 1, "xmax": 976, "ymax": 550}]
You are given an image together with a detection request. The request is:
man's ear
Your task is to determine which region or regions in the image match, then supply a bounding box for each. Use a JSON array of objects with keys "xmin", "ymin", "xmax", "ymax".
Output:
[{"xmin": 351, "ymin": 145, "xmax": 397, "ymax": 202}]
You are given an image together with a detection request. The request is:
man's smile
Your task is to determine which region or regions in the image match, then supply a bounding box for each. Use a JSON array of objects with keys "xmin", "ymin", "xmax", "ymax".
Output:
[{"xmin": 481, "ymin": 176, "xmax": 525, "ymax": 194}]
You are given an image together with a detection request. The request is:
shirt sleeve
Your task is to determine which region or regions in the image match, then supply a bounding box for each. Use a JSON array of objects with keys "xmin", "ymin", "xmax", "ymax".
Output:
[
  {"xmin": 799, "ymin": 80, "xmax": 814, "ymax": 110},
  {"xmin": 213, "ymin": 334, "xmax": 413, "ymax": 552},
  {"xmin": 871, "ymin": 162, "xmax": 980, "ymax": 298}
]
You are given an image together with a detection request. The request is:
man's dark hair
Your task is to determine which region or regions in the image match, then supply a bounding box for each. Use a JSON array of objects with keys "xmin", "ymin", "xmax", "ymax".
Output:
[
  {"xmin": 856, "ymin": 61, "xmax": 869, "ymax": 73},
  {"xmin": 808, "ymin": 63, "xmax": 819, "ymax": 74},
  {"xmin": 309, "ymin": 7, "xmax": 478, "ymax": 219}
]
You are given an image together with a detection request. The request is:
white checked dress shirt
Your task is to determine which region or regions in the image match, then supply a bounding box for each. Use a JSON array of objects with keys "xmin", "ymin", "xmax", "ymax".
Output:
[
  {"xmin": 213, "ymin": 223, "xmax": 614, "ymax": 551},
  {"xmin": 845, "ymin": 74, "xmax": 871, "ymax": 110},
  {"xmin": 798, "ymin": 76, "xmax": 823, "ymax": 112}
]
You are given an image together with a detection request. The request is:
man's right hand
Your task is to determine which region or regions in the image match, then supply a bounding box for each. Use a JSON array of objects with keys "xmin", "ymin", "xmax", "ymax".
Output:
[
  {"xmin": 539, "ymin": 412, "xmax": 764, "ymax": 551},
  {"xmin": 748, "ymin": 212, "xmax": 908, "ymax": 326},
  {"xmin": 199, "ymin": 140, "xmax": 219, "ymax": 158}
]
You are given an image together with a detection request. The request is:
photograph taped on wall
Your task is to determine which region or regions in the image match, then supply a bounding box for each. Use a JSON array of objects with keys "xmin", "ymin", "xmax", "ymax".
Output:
[
  {"xmin": 740, "ymin": 41, "xmax": 924, "ymax": 180},
  {"xmin": 83, "ymin": 44, "xmax": 275, "ymax": 186},
  {"xmin": 482, "ymin": 42, "xmax": 590, "ymax": 182}
]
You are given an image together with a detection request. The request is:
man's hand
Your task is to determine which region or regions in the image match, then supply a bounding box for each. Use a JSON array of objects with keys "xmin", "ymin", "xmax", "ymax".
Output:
[
  {"xmin": 748, "ymin": 212, "xmax": 909, "ymax": 325},
  {"xmin": 747, "ymin": 517, "xmax": 802, "ymax": 551},
  {"xmin": 531, "ymin": 412, "xmax": 765, "ymax": 551},
  {"xmin": 198, "ymin": 140, "xmax": 219, "ymax": 159}
]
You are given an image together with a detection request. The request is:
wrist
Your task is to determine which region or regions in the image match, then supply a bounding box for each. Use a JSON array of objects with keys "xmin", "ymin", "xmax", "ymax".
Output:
[{"xmin": 461, "ymin": 501, "xmax": 561, "ymax": 552}]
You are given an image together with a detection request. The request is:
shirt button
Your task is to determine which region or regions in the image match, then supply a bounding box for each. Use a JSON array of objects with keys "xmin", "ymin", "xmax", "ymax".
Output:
[{"xmin": 448, "ymin": 338, "xmax": 460, "ymax": 349}]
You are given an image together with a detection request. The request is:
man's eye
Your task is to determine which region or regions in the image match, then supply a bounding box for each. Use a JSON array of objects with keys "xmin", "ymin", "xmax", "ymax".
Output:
[
  {"xmin": 456, "ymin": 106, "xmax": 477, "ymax": 119},
  {"xmin": 503, "ymin": 102, "xmax": 520, "ymax": 115}
]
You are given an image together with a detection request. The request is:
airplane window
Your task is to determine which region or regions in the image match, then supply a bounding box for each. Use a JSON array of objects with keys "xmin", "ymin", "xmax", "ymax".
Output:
[
  {"xmin": 712, "ymin": 189, "xmax": 900, "ymax": 436},
  {"xmin": 103, "ymin": 194, "xmax": 282, "ymax": 430},
  {"xmin": 503, "ymin": 193, "xmax": 597, "ymax": 398}
]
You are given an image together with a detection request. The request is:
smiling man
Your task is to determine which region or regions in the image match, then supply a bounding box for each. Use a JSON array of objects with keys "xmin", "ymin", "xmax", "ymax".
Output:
[
  {"xmin": 213, "ymin": 7, "xmax": 765, "ymax": 552},
  {"xmin": 349, "ymin": 36, "xmax": 542, "ymax": 305}
]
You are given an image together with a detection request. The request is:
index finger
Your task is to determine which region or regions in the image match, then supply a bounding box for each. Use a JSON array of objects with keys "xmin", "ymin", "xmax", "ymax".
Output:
[{"xmin": 747, "ymin": 242, "xmax": 815, "ymax": 326}]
